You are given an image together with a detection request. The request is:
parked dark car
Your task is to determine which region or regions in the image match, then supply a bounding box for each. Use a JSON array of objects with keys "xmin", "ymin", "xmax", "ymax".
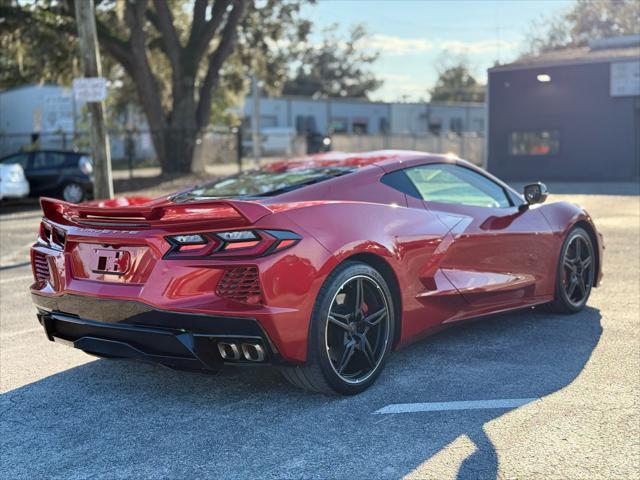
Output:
[
  {"xmin": 306, "ymin": 132, "xmax": 332, "ymax": 154},
  {"xmin": 0, "ymin": 150, "xmax": 93, "ymax": 203}
]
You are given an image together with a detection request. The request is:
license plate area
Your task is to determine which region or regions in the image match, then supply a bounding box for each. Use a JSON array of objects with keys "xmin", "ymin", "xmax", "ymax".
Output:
[
  {"xmin": 92, "ymin": 248, "xmax": 131, "ymax": 275},
  {"xmin": 69, "ymin": 243, "xmax": 154, "ymax": 284}
]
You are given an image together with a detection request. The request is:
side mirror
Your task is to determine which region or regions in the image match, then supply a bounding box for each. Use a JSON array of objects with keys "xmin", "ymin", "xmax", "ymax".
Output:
[{"xmin": 523, "ymin": 182, "xmax": 548, "ymax": 205}]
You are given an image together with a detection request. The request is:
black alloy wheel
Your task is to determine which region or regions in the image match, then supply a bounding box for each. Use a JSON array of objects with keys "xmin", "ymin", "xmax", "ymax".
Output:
[
  {"xmin": 562, "ymin": 233, "xmax": 594, "ymax": 307},
  {"xmin": 325, "ymin": 275, "xmax": 390, "ymax": 384},
  {"xmin": 546, "ymin": 227, "xmax": 595, "ymax": 313},
  {"xmin": 280, "ymin": 262, "xmax": 395, "ymax": 395}
]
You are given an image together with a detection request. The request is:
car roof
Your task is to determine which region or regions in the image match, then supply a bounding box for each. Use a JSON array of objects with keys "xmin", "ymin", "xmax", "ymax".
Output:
[{"xmin": 262, "ymin": 149, "xmax": 523, "ymax": 205}]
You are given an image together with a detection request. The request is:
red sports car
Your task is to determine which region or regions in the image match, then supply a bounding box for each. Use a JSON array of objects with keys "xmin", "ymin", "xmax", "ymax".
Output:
[{"xmin": 30, "ymin": 151, "xmax": 603, "ymax": 394}]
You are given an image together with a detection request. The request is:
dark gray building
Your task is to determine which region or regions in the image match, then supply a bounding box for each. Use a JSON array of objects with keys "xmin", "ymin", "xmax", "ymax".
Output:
[{"xmin": 488, "ymin": 36, "xmax": 640, "ymax": 182}]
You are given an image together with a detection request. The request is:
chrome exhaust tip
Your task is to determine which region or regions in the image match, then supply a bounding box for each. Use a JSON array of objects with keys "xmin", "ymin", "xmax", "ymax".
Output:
[
  {"xmin": 241, "ymin": 343, "xmax": 265, "ymax": 362},
  {"xmin": 217, "ymin": 342, "xmax": 241, "ymax": 360}
]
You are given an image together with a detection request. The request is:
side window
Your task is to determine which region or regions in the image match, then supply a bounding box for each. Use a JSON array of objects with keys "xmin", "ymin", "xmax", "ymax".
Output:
[
  {"xmin": 405, "ymin": 164, "xmax": 511, "ymax": 208},
  {"xmin": 0, "ymin": 153, "xmax": 29, "ymax": 169},
  {"xmin": 330, "ymin": 118, "xmax": 348, "ymax": 134},
  {"xmin": 32, "ymin": 152, "xmax": 66, "ymax": 169},
  {"xmin": 381, "ymin": 170, "xmax": 421, "ymax": 198}
]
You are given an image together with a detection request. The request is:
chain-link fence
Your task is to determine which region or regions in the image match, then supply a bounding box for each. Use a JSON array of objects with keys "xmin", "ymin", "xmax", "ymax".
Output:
[
  {"xmin": 0, "ymin": 129, "xmax": 486, "ymax": 174},
  {"xmin": 0, "ymin": 128, "xmax": 241, "ymax": 172}
]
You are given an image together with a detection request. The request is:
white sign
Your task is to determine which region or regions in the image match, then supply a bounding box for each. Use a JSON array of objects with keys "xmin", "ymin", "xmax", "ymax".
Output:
[
  {"xmin": 73, "ymin": 77, "xmax": 107, "ymax": 102},
  {"xmin": 610, "ymin": 61, "xmax": 640, "ymax": 97}
]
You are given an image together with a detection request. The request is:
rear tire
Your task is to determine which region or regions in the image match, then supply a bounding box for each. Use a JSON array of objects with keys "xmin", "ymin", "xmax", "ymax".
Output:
[
  {"xmin": 280, "ymin": 261, "xmax": 395, "ymax": 395},
  {"xmin": 545, "ymin": 226, "xmax": 595, "ymax": 314}
]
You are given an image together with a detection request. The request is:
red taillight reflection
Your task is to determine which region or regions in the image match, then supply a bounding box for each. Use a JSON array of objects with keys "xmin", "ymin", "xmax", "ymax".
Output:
[
  {"xmin": 178, "ymin": 243, "xmax": 208, "ymax": 252},
  {"xmin": 274, "ymin": 239, "xmax": 297, "ymax": 250},
  {"xmin": 223, "ymin": 240, "xmax": 260, "ymax": 250}
]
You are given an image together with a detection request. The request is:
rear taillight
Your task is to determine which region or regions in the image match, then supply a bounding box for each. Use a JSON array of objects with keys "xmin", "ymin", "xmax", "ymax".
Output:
[
  {"xmin": 38, "ymin": 222, "xmax": 65, "ymax": 250},
  {"xmin": 165, "ymin": 233, "xmax": 222, "ymax": 257},
  {"xmin": 165, "ymin": 229, "xmax": 300, "ymax": 259}
]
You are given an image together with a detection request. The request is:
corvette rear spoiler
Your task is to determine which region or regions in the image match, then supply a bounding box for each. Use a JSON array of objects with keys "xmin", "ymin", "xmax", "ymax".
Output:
[{"xmin": 40, "ymin": 197, "xmax": 272, "ymax": 228}]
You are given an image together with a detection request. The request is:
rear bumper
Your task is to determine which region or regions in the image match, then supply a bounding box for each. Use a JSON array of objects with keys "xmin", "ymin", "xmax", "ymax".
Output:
[
  {"xmin": 28, "ymin": 211, "xmax": 336, "ymax": 363},
  {"xmin": 33, "ymin": 293, "xmax": 287, "ymax": 370}
]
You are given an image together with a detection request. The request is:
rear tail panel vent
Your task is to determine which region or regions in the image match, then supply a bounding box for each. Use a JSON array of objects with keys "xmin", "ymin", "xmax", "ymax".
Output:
[
  {"xmin": 216, "ymin": 266, "xmax": 262, "ymax": 304},
  {"xmin": 32, "ymin": 252, "xmax": 50, "ymax": 282}
]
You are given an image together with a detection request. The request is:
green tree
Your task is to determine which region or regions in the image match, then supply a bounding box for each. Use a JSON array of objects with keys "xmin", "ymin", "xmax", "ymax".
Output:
[
  {"xmin": 282, "ymin": 24, "xmax": 382, "ymax": 99},
  {"xmin": 0, "ymin": 8, "xmax": 79, "ymax": 87},
  {"xmin": 429, "ymin": 63, "xmax": 485, "ymax": 103},
  {"xmin": 1, "ymin": 0, "xmax": 310, "ymax": 174},
  {"xmin": 524, "ymin": 0, "xmax": 640, "ymax": 55}
]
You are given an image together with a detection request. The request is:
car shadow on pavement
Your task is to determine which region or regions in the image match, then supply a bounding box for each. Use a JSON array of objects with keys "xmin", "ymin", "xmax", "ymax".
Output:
[{"xmin": 1, "ymin": 307, "xmax": 601, "ymax": 479}]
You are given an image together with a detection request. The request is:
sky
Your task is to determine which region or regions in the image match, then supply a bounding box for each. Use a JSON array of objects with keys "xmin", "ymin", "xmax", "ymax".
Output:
[{"xmin": 301, "ymin": 0, "xmax": 575, "ymax": 101}]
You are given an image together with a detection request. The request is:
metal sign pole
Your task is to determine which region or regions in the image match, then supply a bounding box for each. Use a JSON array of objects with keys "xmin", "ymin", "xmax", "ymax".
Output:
[
  {"xmin": 74, "ymin": 0, "xmax": 113, "ymax": 200},
  {"xmin": 251, "ymin": 75, "xmax": 261, "ymax": 169}
]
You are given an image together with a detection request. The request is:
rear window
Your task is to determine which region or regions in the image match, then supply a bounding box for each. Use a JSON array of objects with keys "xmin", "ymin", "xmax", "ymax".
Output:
[{"xmin": 171, "ymin": 166, "xmax": 353, "ymax": 202}]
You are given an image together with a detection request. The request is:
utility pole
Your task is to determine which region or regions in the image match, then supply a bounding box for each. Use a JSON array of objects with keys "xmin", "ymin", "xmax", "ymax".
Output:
[
  {"xmin": 250, "ymin": 74, "xmax": 261, "ymax": 168},
  {"xmin": 74, "ymin": 0, "xmax": 113, "ymax": 200}
]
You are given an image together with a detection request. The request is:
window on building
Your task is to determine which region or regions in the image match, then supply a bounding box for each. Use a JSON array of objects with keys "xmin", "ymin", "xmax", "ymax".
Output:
[
  {"xmin": 428, "ymin": 118, "xmax": 442, "ymax": 135},
  {"xmin": 295, "ymin": 115, "xmax": 318, "ymax": 134},
  {"xmin": 404, "ymin": 163, "xmax": 511, "ymax": 208},
  {"xmin": 352, "ymin": 118, "xmax": 368, "ymax": 135},
  {"xmin": 509, "ymin": 130, "xmax": 560, "ymax": 156},
  {"xmin": 330, "ymin": 118, "xmax": 348, "ymax": 134},
  {"xmin": 449, "ymin": 117, "xmax": 464, "ymax": 134}
]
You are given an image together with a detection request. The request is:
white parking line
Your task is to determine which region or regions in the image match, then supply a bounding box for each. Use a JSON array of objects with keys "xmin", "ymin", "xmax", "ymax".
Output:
[{"xmin": 374, "ymin": 398, "xmax": 539, "ymax": 414}]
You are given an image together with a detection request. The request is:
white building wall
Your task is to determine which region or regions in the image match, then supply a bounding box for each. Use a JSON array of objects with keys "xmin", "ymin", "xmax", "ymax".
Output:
[
  {"xmin": 243, "ymin": 96, "xmax": 485, "ymax": 136},
  {"xmin": 0, "ymin": 85, "xmax": 75, "ymax": 134},
  {"xmin": 243, "ymin": 97, "xmax": 289, "ymax": 128},
  {"xmin": 289, "ymin": 99, "xmax": 329, "ymax": 133},
  {"xmin": 429, "ymin": 102, "xmax": 485, "ymax": 134},
  {"xmin": 0, "ymin": 84, "xmax": 155, "ymax": 161},
  {"xmin": 0, "ymin": 85, "xmax": 77, "ymax": 156},
  {"xmin": 390, "ymin": 103, "xmax": 429, "ymax": 134},
  {"xmin": 329, "ymin": 100, "xmax": 389, "ymax": 134}
]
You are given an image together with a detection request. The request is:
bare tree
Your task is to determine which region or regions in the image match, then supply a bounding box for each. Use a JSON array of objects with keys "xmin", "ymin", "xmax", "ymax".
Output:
[{"xmin": 523, "ymin": 0, "xmax": 640, "ymax": 56}]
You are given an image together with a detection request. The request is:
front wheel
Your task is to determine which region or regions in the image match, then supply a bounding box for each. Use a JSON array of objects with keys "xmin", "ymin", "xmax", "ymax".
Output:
[
  {"xmin": 280, "ymin": 261, "xmax": 395, "ymax": 395},
  {"xmin": 545, "ymin": 226, "xmax": 595, "ymax": 313},
  {"xmin": 62, "ymin": 182, "xmax": 86, "ymax": 203}
]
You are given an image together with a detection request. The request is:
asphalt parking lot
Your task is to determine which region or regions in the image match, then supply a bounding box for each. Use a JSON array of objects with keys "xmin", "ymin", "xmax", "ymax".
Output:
[{"xmin": 1, "ymin": 184, "xmax": 638, "ymax": 479}]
